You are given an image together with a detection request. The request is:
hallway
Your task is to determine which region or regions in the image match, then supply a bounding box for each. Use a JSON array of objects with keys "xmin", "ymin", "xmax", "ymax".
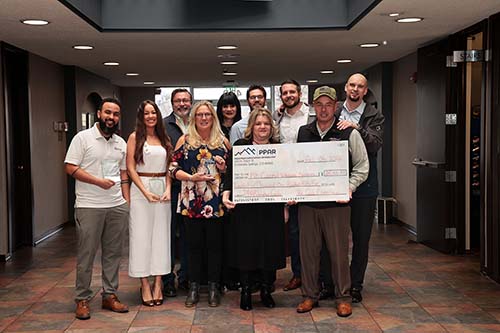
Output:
[{"xmin": 1, "ymin": 223, "xmax": 500, "ymax": 332}]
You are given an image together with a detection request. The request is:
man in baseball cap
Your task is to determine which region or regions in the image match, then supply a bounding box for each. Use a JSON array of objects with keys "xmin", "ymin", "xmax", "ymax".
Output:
[{"xmin": 294, "ymin": 86, "xmax": 368, "ymax": 317}]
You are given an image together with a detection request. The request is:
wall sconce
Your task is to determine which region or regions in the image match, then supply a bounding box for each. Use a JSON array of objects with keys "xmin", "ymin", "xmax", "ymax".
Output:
[{"xmin": 53, "ymin": 121, "xmax": 68, "ymax": 141}]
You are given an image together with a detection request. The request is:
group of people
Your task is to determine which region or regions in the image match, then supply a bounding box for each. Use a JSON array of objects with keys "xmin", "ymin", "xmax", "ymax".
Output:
[{"xmin": 64, "ymin": 72, "xmax": 384, "ymax": 320}]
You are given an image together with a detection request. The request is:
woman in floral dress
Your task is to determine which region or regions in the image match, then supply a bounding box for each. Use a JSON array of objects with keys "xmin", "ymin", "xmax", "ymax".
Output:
[{"xmin": 170, "ymin": 101, "xmax": 230, "ymax": 308}]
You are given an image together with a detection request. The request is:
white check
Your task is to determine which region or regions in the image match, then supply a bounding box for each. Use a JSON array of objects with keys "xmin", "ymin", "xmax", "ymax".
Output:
[{"xmin": 232, "ymin": 141, "xmax": 349, "ymax": 203}]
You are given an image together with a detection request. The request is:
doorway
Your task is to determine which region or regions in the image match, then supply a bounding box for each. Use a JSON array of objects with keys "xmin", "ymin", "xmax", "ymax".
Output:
[{"xmin": 1, "ymin": 43, "xmax": 33, "ymax": 250}]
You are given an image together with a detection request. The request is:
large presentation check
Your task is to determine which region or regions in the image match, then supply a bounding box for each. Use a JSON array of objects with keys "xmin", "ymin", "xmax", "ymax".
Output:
[{"xmin": 232, "ymin": 141, "xmax": 349, "ymax": 203}]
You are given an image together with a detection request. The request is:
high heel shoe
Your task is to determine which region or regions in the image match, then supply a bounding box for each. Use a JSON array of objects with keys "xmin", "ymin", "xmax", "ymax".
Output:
[
  {"xmin": 153, "ymin": 285, "xmax": 163, "ymax": 306},
  {"xmin": 140, "ymin": 287, "xmax": 154, "ymax": 307}
]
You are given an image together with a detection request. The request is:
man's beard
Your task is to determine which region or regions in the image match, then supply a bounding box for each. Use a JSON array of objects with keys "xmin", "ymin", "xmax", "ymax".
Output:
[
  {"xmin": 98, "ymin": 118, "xmax": 119, "ymax": 135},
  {"xmin": 284, "ymin": 98, "xmax": 300, "ymax": 109}
]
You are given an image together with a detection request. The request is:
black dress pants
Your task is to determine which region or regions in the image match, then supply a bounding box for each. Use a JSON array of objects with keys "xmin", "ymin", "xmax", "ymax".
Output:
[
  {"xmin": 185, "ymin": 217, "xmax": 223, "ymax": 283},
  {"xmin": 350, "ymin": 196, "xmax": 377, "ymax": 290}
]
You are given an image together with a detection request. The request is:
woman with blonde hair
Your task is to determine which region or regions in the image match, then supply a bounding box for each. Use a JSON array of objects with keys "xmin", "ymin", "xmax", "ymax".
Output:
[
  {"xmin": 170, "ymin": 101, "xmax": 230, "ymax": 307},
  {"xmin": 127, "ymin": 100, "xmax": 173, "ymax": 306},
  {"xmin": 222, "ymin": 108, "xmax": 286, "ymax": 311}
]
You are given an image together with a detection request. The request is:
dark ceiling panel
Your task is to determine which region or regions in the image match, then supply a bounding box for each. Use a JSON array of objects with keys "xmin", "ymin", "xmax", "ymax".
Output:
[{"xmin": 59, "ymin": 0, "xmax": 381, "ymax": 31}]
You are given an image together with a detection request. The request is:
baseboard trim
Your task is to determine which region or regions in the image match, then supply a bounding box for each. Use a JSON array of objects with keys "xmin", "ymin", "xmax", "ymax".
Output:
[
  {"xmin": 392, "ymin": 218, "xmax": 417, "ymax": 236},
  {"xmin": 33, "ymin": 221, "xmax": 71, "ymax": 246}
]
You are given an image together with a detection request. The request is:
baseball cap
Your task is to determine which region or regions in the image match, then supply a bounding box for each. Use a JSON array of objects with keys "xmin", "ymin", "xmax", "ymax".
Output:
[{"xmin": 313, "ymin": 86, "xmax": 337, "ymax": 101}]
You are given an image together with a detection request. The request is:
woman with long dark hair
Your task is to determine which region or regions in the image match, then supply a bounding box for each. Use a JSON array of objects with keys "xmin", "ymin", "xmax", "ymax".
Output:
[
  {"xmin": 127, "ymin": 100, "xmax": 173, "ymax": 306},
  {"xmin": 216, "ymin": 92, "xmax": 242, "ymax": 139}
]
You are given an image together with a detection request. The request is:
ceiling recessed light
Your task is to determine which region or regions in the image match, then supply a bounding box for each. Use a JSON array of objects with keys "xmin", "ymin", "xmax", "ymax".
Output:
[
  {"xmin": 103, "ymin": 62, "xmax": 119, "ymax": 66},
  {"xmin": 220, "ymin": 61, "xmax": 238, "ymax": 65},
  {"xmin": 73, "ymin": 45, "xmax": 93, "ymax": 50},
  {"xmin": 217, "ymin": 45, "xmax": 238, "ymax": 50},
  {"xmin": 126, "ymin": 73, "xmax": 139, "ymax": 76},
  {"xmin": 144, "ymin": 81, "xmax": 155, "ymax": 85},
  {"xmin": 306, "ymin": 80, "xmax": 318, "ymax": 83},
  {"xmin": 223, "ymin": 72, "xmax": 238, "ymax": 76},
  {"xmin": 397, "ymin": 17, "xmax": 423, "ymax": 23},
  {"xmin": 389, "ymin": 13, "xmax": 400, "ymax": 17},
  {"xmin": 320, "ymin": 70, "xmax": 334, "ymax": 74},
  {"xmin": 360, "ymin": 43, "xmax": 380, "ymax": 48},
  {"xmin": 21, "ymin": 19, "xmax": 49, "ymax": 26},
  {"xmin": 337, "ymin": 59, "xmax": 352, "ymax": 63}
]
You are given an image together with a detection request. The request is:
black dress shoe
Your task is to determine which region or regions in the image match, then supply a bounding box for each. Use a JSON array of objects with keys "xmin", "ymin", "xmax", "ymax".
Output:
[
  {"xmin": 260, "ymin": 285, "xmax": 275, "ymax": 308},
  {"xmin": 350, "ymin": 287, "xmax": 363, "ymax": 303},
  {"xmin": 240, "ymin": 286, "xmax": 252, "ymax": 311},
  {"xmin": 163, "ymin": 281, "xmax": 177, "ymax": 297},
  {"xmin": 319, "ymin": 288, "xmax": 334, "ymax": 300}
]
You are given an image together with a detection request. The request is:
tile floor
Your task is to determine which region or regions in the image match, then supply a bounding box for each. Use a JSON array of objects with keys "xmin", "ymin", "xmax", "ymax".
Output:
[{"xmin": 1, "ymin": 223, "xmax": 500, "ymax": 332}]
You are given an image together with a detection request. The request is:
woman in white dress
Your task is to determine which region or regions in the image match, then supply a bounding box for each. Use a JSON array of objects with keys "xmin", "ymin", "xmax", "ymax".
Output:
[{"xmin": 127, "ymin": 100, "xmax": 173, "ymax": 306}]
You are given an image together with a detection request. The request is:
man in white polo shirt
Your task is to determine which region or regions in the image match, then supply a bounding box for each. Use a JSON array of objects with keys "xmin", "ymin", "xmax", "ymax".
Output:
[{"xmin": 65, "ymin": 97, "xmax": 130, "ymax": 320}]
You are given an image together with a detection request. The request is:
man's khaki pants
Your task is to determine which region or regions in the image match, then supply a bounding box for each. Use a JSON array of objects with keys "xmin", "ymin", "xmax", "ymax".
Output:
[
  {"xmin": 298, "ymin": 205, "xmax": 351, "ymax": 303},
  {"xmin": 74, "ymin": 203, "xmax": 129, "ymax": 301}
]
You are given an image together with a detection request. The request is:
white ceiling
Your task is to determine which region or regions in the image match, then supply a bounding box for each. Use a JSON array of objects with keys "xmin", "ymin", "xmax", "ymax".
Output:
[{"xmin": 0, "ymin": 0, "xmax": 499, "ymax": 87}]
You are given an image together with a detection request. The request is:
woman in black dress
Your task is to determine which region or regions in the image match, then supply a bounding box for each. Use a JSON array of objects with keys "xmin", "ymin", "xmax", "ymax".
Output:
[{"xmin": 222, "ymin": 108, "xmax": 286, "ymax": 311}]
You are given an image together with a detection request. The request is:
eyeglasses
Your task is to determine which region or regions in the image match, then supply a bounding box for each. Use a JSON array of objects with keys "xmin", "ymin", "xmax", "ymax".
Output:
[
  {"xmin": 314, "ymin": 102, "xmax": 335, "ymax": 109},
  {"xmin": 248, "ymin": 95, "xmax": 264, "ymax": 101},
  {"xmin": 173, "ymin": 99, "xmax": 191, "ymax": 104},
  {"xmin": 195, "ymin": 113, "xmax": 213, "ymax": 118}
]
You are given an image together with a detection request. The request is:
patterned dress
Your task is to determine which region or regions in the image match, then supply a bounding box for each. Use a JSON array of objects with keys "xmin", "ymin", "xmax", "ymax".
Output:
[{"xmin": 172, "ymin": 141, "xmax": 228, "ymax": 220}]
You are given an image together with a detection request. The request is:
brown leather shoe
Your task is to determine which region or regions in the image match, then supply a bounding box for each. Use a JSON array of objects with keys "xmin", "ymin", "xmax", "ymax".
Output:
[
  {"xmin": 102, "ymin": 294, "xmax": 129, "ymax": 313},
  {"xmin": 336, "ymin": 302, "xmax": 352, "ymax": 317},
  {"xmin": 75, "ymin": 300, "xmax": 90, "ymax": 320},
  {"xmin": 283, "ymin": 277, "xmax": 302, "ymax": 291},
  {"xmin": 296, "ymin": 298, "xmax": 318, "ymax": 313}
]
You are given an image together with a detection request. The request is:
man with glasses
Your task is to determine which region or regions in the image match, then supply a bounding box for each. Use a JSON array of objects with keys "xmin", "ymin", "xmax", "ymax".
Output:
[
  {"xmin": 295, "ymin": 86, "xmax": 368, "ymax": 317},
  {"xmin": 229, "ymin": 85, "xmax": 267, "ymax": 144},
  {"xmin": 162, "ymin": 88, "xmax": 193, "ymax": 297},
  {"xmin": 273, "ymin": 79, "xmax": 314, "ymax": 292}
]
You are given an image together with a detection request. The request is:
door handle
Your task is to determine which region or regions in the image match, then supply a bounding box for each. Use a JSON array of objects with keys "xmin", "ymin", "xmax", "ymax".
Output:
[
  {"xmin": 425, "ymin": 161, "xmax": 446, "ymax": 168},
  {"xmin": 412, "ymin": 159, "xmax": 446, "ymax": 168},
  {"xmin": 412, "ymin": 158, "xmax": 426, "ymax": 166}
]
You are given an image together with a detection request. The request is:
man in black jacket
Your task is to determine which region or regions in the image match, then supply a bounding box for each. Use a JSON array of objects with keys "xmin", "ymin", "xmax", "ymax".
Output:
[
  {"xmin": 162, "ymin": 88, "xmax": 192, "ymax": 296},
  {"xmin": 295, "ymin": 86, "xmax": 368, "ymax": 317},
  {"xmin": 337, "ymin": 73, "xmax": 384, "ymax": 303}
]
